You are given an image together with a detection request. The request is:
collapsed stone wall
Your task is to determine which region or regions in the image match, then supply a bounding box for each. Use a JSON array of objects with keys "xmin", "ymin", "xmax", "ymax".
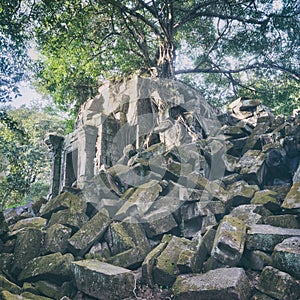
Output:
[
  {"xmin": 46, "ymin": 76, "xmax": 218, "ymax": 198},
  {"xmin": 1, "ymin": 78, "xmax": 300, "ymax": 300}
]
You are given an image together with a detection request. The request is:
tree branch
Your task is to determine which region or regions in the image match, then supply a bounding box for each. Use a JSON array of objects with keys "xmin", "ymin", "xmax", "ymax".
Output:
[{"xmin": 175, "ymin": 63, "xmax": 300, "ymax": 81}]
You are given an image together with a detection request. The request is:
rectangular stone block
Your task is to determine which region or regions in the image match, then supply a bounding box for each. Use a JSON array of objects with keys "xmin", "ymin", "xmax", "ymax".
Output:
[
  {"xmin": 68, "ymin": 211, "xmax": 111, "ymax": 255},
  {"xmin": 172, "ymin": 267, "xmax": 251, "ymax": 300},
  {"xmin": 71, "ymin": 260, "xmax": 135, "ymax": 300},
  {"xmin": 211, "ymin": 215, "xmax": 247, "ymax": 266},
  {"xmin": 246, "ymin": 224, "xmax": 300, "ymax": 252}
]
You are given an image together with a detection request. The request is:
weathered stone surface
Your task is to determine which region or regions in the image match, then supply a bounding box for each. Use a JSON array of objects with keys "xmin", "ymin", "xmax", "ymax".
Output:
[
  {"xmin": 239, "ymin": 150, "xmax": 266, "ymax": 185},
  {"xmin": 202, "ymin": 255, "xmax": 227, "ymax": 272},
  {"xmin": 68, "ymin": 211, "xmax": 111, "ymax": 255},
  {"xmin": 240, "ymin": 250, "xmax": 272, "ymax": 271},
  {"xmin": 115, "ymin": 180, "xmax": 162, "ymax": 219},
  {"xmin": 272, "ymin": 237, "xmax": 300, "ymax": 279},
  {"xmin": 251, "ymin": 291, "xmax": 275, "ymax": 300},
  {"xmin": 142, "ymin": 208, "xmax": 178, "ymax": 238},
  {"xmin": 105, "ymin": 222, "xmax": 134, "ymax": 256},
  {"xmin": 71, "ymin": 260, "xmax": 135, "ymax": 300},
  {"xmin": 47, "ymin": 209, "xmax": 89, "ymax": 231},
  {"xmin": 177, "ymin": 235, "xmax": 208, "ymax": 274},
  {"xmin": 257, "ymin": 266, "xmax": 300, "ymax": 300},
  {"xmin": 293, "ymin": 162, "xmax": 300, "ymax": 183},
  {"xmin": 9, "ymin": 217, "xmax": 47, "ymax": 234},
  {"xmin": 242, "ymin": 123, "xmax": 268, "ymax": 153},
  {"xmin": 86, "ymin": 242, "xmax": 111, "ymax": 260},
  {"xmin": 211, "ymin": 215, "xmax": 247, "ymax": 266},
  {"xmin": 226, "ymin": 181, "xmax": 258, "ymax": 208},
  {"xmin": 21, "ymin": 292, "xmax": 53, "ymax": 300},
  {"xmin": 33, "ymin": 280, "xmax": 74, "ymax": 300},
  {"xmin": 172, "ymin": 267, "xmax": 251, "ymax": 300},
  {"xmin": 142, "ymin": 235, "xmax": 172, "ymax": 286},
  {"xmin": 44, "ymin": 224, "xmax": 72, "ymax": 254},
  {"xmin": 0, "ymin": 212, "xmax": 8, "ymax": 237},
  {"xmin": 4, "ymin": 203, "xmax": 34, "ymax": 226},
  {"xmin": 18, "ymin": 253, "xmax": 74, "ymax": 282},
  {"xmin": 0, "ymin": 254, "xmax": 13, "ymax": 276},
  {"xmin": 186, "ymin": 173, "xmax": 227, "ymax": 203},
  {"xmin": 0, "ymin": 275, "xmax": 21, "ymax": 294},
  {"xmin": 264, "ymin": 214, "xmax": 300, "ymax": 228},
  {"xmin": 39, "ymin": 192, "xmax": 86, "ymax": 218},
  {"xmin": 251, "ymin": 189, "xmax": 281, "ymax": 212},
  {"xmin": 246, "ymin": 224, "xmax": 300, "ymax": 252},
  {"xmin": 104, "ymin": 218, "xmax": 151, "ymax": 268},
  {"xmin": 12, "ymin": 228, "xmax": 43, "ymax": 275},
  {"xmin": 282, "ymin": 182, "xmax": 300, "ymax": 209},
  {"xmin": 152, "ymin": 236, "xmax": 197, "ymax": 287},
  {"xmin": 229, "ymin": 204, "xmax": 271, "ymax": 226},
  {"xmin": 0, "ymin": 291, "xmax": 30, "ymax": 300}
]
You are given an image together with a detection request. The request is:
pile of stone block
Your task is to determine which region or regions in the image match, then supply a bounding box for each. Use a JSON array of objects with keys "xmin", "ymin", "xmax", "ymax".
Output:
[{"xmin": 1, "ymin": 92, "xmax": 300, "ymax": 299}]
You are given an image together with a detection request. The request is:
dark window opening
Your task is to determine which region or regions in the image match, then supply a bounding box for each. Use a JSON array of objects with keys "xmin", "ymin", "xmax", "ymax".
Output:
[{"xmin": 65, "ymin": 149, "xmax": 78, "ymax": 187}]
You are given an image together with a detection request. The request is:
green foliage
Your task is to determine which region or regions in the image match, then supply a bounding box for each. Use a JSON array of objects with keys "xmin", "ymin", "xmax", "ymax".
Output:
[
  {"xmin": 0, "ymin": 105, "xmax": 66, "ymax": 209},
  {"xmin": 29, "ymin": 0, "xmax": 299, "ymax": 113}
]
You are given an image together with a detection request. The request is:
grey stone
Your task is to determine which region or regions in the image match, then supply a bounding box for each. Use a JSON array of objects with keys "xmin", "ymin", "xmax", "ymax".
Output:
[
  {"xmin": 282, "ymin": 182, "xmax": 300, "ymax": 209},
  {"xmin": 4, "ymin": 203, "xmax": 34, "ymax": 226},
  {"xmin": 68, "ymin": 211, "xmax": 111, "ymax": 255},
  {"xmin": 272, "ymin": 236, "xmax": 300, "ymax": 279},
  {"xmin": 242, "ymin": 123, "xmax": 269, "ymax": 154},
  {"xmin": 251, "ymin": 291, "xmax": 275, "ymax": 300},
  {"xmin": 0, "ymin": 291, "xmax": 31, "ymax": 300},
  {"xmin": 172, "ymin": 267, "xmax": 251, "ymax": 300},
  {"xmin": 115, "ymin": 180, "xmax": 162, "ymax": 220},
  {"xmin": 47, "ymin": 209, "xmax": 89, "ymax": 231},
  {"xmin": 86, "ymin": 242, "xmax": 111, "ymax": 260},
  {"xmin": 0, "ymin": 254, "xmax": 13, "ymax": 276},
  {"xmin": 251, "ymin": 189, "xmax": 281, "ymax": 212},
  {"xmin": 104, "ymin": 218, "xmax": 151, "ymax": 268},
  {"xmin": 177, "ymin": 235, "xmax": 208, "ymax": 274},
  {"xmin": 240, "ymin": 250, "xmax": 272, "ymax": 271},
  {"xmin": 18, "ymin": 253, "xmax": 74, "ymax": 282},
  {"xmin": 246, "ymin": 224, "xmax": 300, "ymax": 252},
  {"xmin": 9, "ymin": 217, "xmax": 47, "ymax": 235},
  {"xmin": 71, "ymin": 260, "xmax": 135, "ymax": 300},
  {"xmin": 264, "ymin": 214, "xmax": 300, "ymax": 228},
  {"xmin": 226, "ymin": 181, "xmax": 258, "ymax": 209},
  {"xmin": 153, "ymin": 235, "xmax": 195, "ymax": 287},
  {"xmin": 142, "ymin": 208, "xmax": 178, "ymax": 238},
  {"xmin": 142, "ymin": 235, "xmax": 172, "ymax": 286},
  {"xmin": 229, "ymin": 204, "xmax": 271, "ymax": 226},
  {"xmin": 33, "ymin": 280, "xmax": 74, "ymax": 300},
  {"xmin": 0, "ymin": 212, "xmax": 8, "ymax": 237},
  {"xmin": 257, "ymin": 266, "xmax": 300, "ymax": 300},
  {"xmin": 211, "ymin": 215, "xmax": 247, "ymax": 266},
  {"xmin": 12, "ymin": 228, "xmax": 43, "ymax": 275},
  {"xmin": 39, "ymin": 192, "xmax": 87, "ymax": 219},
  {"xmin": 0, "ymin": 275, "xmax": 22, "ymax": 294},
  {"xmin": 293, "ymin": 163, "xmax": 300, "ymax": 183},
  {"xmin": 239, "ymin": 150, "xmax": 266, "ymax": 185},
  {"xmin": 44, "ymin": 224, "xmax": 72, "ymax": 254},
  {"xmin": 21, "ymin": 292, "xmax": 53, "ymax": 300}
]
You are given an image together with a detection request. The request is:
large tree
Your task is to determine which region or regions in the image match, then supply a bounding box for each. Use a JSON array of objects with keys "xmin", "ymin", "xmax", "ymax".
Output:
[{"xmin": 31, "ymin": 0, "xmax": 300, "ymax": 111}]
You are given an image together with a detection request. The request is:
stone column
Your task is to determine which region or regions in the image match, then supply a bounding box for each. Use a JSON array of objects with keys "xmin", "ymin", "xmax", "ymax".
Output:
[
  {"xmin": 45, "ymin": 134, "xmax": 64, "ymax": 199},
  {"xmin": 77, "ymin": 125, "xmax": 98, "ymax": 188}
]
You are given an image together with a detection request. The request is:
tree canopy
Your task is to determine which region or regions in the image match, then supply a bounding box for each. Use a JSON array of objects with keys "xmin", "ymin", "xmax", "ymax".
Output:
[{"xmin": 1, "ymin": 0, "xmax": 299, "ymax": 112}]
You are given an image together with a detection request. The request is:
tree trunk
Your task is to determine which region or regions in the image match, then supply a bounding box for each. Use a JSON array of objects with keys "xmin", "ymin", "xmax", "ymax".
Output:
[{"xmin": 157, "ymin": 39, "xmax": 176, "ymax": 79}]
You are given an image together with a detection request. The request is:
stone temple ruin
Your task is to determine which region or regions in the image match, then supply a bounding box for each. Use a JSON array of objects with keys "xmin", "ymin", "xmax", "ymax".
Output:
[
  {"xmin": 46, "ymin": 76, "xmax": 219, "ymax": 198},
  {"xmin": 1, "ymin": 76, "xmax": 300, "ymax": 299}
]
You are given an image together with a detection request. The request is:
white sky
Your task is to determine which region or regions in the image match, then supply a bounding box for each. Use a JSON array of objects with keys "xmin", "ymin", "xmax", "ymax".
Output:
[{"xmin": 12, "ymin": 82, "xmax": 47, "ymax": 108}]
